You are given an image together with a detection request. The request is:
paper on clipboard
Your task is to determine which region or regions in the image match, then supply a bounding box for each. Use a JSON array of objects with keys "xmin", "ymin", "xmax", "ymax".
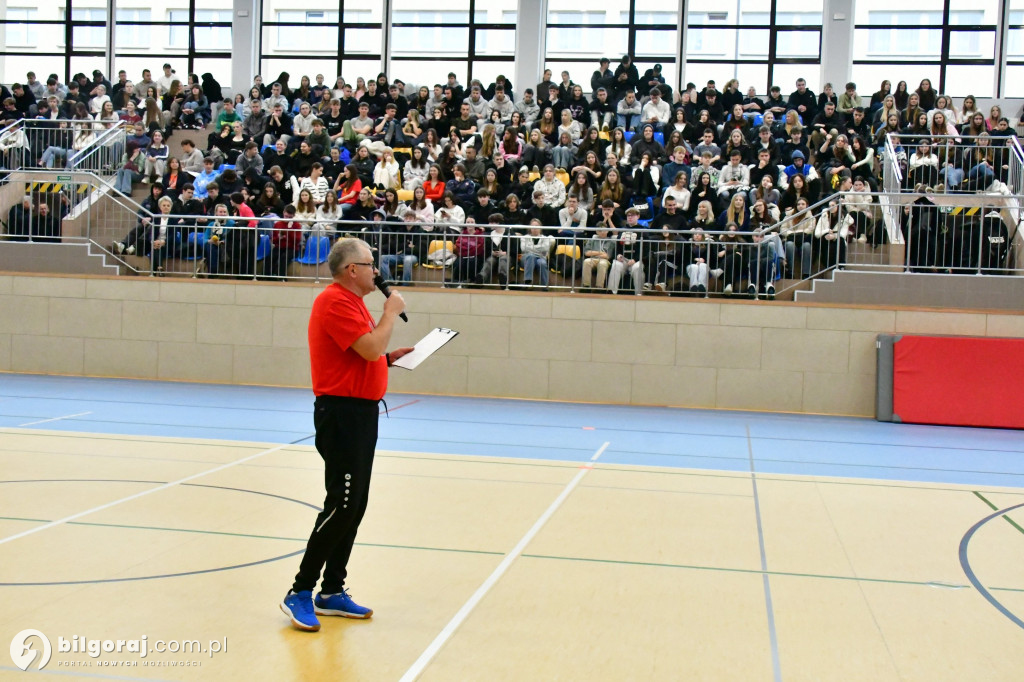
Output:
[{"xmin": 392, "ymin": 327, "xmax": 459, "ymax": 370}]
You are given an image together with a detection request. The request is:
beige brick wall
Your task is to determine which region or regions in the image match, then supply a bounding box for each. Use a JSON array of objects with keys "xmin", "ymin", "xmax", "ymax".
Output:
[{"xmin": 3, "ymin": 273, "xmax": 1023, "ymax": 417}]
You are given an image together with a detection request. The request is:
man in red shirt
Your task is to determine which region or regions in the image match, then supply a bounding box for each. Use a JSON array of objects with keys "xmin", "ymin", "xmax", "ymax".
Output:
[
  {"xmin": 281, "ymin": 237, "xmax": 411, "ymax": 632},
  {"xmin": 229, "ymin": 192, "xmax": 257, "ymax": 278}
]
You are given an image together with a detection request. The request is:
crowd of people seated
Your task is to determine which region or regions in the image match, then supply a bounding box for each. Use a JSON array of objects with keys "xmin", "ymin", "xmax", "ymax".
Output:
[{"xmin": 3, "ymin": 58, "xmax": 1020, "ymax": 293}]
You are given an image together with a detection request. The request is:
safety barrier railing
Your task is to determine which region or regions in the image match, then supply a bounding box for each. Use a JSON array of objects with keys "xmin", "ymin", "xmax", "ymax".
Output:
[
  {"xmin": 100, "ymin": 217, "xmax": 841, "ymax": 299},
  {"xmin": 68, "ymin": 120, "xmax": 127, "ymax": 178},
  {"xmin": 3, "ymin": 170, "xmax": 1023, "ymax": 298},
  {"xmin": 0, "ymin": 119, "xmax": 127, "ymax": 174},
  {"xmin": 884, "ymin": 133, "xmax": 1018, "ymax": 195}
]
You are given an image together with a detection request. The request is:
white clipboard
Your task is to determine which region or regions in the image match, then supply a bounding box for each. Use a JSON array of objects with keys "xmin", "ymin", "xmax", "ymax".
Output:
[{"xmin": 392, "ymin": 327, "xmax": 459, "ymax": 370}]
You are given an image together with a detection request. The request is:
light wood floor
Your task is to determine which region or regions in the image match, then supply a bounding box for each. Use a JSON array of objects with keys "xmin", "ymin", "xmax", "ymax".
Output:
[{"xmin": 0, "ymin": 426, "xmax": 1022, "ymax": 681}]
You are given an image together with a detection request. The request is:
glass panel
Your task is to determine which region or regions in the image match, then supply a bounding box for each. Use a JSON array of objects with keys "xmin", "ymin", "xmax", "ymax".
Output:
[
  {"xmin": 474, "ymin": 29, "xmax": 516, "ymax": 57},
  {"xmin": 1008, "ymin": 28, "xmax": 1024, "ymax": 60},
  {"xmin": 344, "ymin": 28, "xmax": 382, "ymax": 55},
  {"xmin": 393, "ymin": 0, "xmax": 469, "ymax": 11},
  {"xmin": 475, "ymin": 0, "xmax": 517, "ymax": 24},
  {"xmin": 70, "ymin": 56, "xmax": 108, "ymax": 78},
  {"xmin": 192, "ymin": 9, "xmax": 234, "ymax": 52},
  {"xmin": 546, "ymin": 27, "xmax": 628, "ymax": 59},
  {"xmin": 272, "ymin": 12, "xmax": 339, "ymax": 51},
  {"xmin": 70, "ymin": 8, "xmax": 107, "ymax": 50},
  {"xmin": 948, "ymin": 29, "xmax": 995, "ymax": 60},
  {"xmin": 340, "ymin": 59, "xmax": 386, "ymax": 84},
  {"xmin": 114, "ymin": 10, "xmax": 151, "ymax": 49},
  {"xmin": 547, "ymin": 1, "xmax": 622, "ymax": 24},
  {"xmin": 850, "ymin": 64, "xmax": 936, "ymax": 97},
  {"xmin": 1003, "ymin": 65, "xmax": 1024, "ymax": 98},
  {"xmin": 0, "ymin": 56, "xmax": 64, "ymax": 88},
  {"xmin": 470, "ymin": 61, "xmax": 516, "ymax": 90},
  {"xmin": 634, "ymin": 0, "xmax": 679, "ymax": 23},
  {"xmin": 854, "ymin": 28, "xmax": 943, "ymax": 60},
  {"xmin": 263, "ymin": 0, "xmax": 345, "ymax": 22},
  {"xmin": 635, "ymin": 30, "xmax": 678, "ymax": 58},
  {"xmin": 775, "ymin": 30, "xmax": 820, "ymax": 59},
  {"xmin": 391, "ymin": 59, "xmax": 466, "ymax": 91},
  {"xmin": 113, "ymin": 57, "xmax": 159, "ymax": 88},
  {"xmin": 536, "ymin": 61, "xmax": 598, "ymax": 92},
  {"xmin": 686, "ymin": 28, "xmax": 770, "ymax": 59},
  {"xmin": 3, "ymin": 9, "xmax": 39, "ymax": 47},
  {"xmin": 944, "ymin": 65, "xmax": 994, "ymax": 98},
  {"xmin": 771, "ymin": 64, "xmax": 819, "ymax": 94},
  {"xmin": 392, "ymin": 26, "xmax": 469, "ymax": 57},
  {"xmin": 260, "ymin": 58, "xmax": 338, "ymax": 86},
  {"xmin": 855, "ymin": 2, "xmax": 944, "ymax": 24}
]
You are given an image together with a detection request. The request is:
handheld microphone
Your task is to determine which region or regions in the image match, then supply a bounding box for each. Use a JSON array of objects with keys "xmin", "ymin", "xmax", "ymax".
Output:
[{"xmin": 373, "ymin": 274, "xmax": 408, "ymax": 322}]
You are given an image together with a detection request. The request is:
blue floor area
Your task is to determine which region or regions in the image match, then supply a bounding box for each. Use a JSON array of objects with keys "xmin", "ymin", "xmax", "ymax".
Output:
[{"xmin": 0, "ymin": 374, "xmax": 1022, "ymax": 488}]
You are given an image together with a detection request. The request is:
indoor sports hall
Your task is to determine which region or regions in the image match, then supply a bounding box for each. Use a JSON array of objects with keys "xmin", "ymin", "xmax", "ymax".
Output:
[{"xmin": 2, "ymin": 0, "xmax": 1024, "ymax": 680}]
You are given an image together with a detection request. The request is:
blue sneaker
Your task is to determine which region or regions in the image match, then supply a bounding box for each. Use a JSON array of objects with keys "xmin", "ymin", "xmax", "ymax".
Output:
[
  {"xmin": 281, "ymin": 590, "xmax": 320, "ymax": 631},
  {"xmin": 314, "ymin": 589, "xmax": 373, "ymax": 619}
]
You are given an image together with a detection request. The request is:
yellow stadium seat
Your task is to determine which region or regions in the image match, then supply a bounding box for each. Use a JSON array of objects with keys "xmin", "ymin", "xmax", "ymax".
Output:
[
  {"xmin": 397, "ymin": 189, "xmax": 414, "ymax": 202},
  {"xmin": 528, "ymin": 172, "xmax": 540, "ymax": 182},
  {"xmin": 422, "ymin": 240, "xmax": 455, "ymax": 269},
  {"xmin": 556, "ymin": 169, "xmax": 570, "ymax": 186},
  {"xmin": 554, "ymin": 244, "xmax": 580, "ymax": 259},
  {"xmin": 599, "ymin": 131, "xmax": 611, "ymax": 141}
]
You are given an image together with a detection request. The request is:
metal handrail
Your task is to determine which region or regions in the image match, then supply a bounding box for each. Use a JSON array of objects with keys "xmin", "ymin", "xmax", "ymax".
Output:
[{"xmin": 68, "ymin": 120, "xmax": 127, "ymax": 171}]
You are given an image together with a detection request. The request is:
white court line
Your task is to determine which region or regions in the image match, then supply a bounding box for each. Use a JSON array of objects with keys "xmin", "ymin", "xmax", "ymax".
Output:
[
  {"xmin": 0, "ymin": 441, "xmax": 296, "ymax": 547},
  {"xmin": 399, "ymin": 440, "xmax": 611, "ymax": 682},
  {"xmin": 18, "ymin": 411, "xmax": 93, "ymax": 427}
]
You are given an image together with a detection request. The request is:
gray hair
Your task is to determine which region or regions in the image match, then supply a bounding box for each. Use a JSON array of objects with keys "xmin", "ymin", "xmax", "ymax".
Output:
[{"xmin": 328, "ymin": 237, "xmax": 370, "ymax": 276}]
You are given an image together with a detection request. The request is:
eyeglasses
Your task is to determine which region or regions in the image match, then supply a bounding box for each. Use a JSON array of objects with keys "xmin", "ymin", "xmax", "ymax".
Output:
[{"xmin": 347, "ymin": 262, "xmax": 376, "ymax": 269}]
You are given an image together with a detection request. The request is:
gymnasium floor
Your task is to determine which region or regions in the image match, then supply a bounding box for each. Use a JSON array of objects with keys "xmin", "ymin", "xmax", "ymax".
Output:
[{"xmin": 0, "ymin": 374, "xmax": 1022, "ymax": 681}]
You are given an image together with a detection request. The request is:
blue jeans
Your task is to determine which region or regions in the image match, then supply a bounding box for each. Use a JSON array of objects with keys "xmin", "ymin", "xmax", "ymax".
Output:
[
  {"xmin": 40, "ymin": 145, "xmax": 68, "ymax": 168},
  {"xmin": 784, "ymin": 238, "xmax": 813, "ymax": 278},
  {"xmin": 941, "ymin": 166, "xmax": 964, "ymax": 189},
  {"xmin": 522, "ymin": 254, "xmax": 549, "ymax": 285},
  {"xmin": 551, "ymin": 146, "xmax": 573, "ymax": 169},
  {"xmin": 967, "ymin": 163, "xmax": 994, "ymax": 188},
  {"xmin": 380, "ymin": 253, "xmax": 417, "ymax": 282},
  {"xmin": 114, "ymin": 167, "xmax": 140, "ymax": 194},
  {"xmin": 616, "ymin": 113, "xmax": 639, "ymax": 131}
]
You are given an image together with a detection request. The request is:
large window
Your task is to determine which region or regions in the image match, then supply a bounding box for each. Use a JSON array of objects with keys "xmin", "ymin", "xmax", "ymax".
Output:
[
  {"xmin": 3, "ymin": 9, "xmax": 38, "ymax": 48},
  {"xmin": 391, "ymin": 0, "xmax": 517, "ymax": 89},
  {"xmin": 684, "ymin": 0, "xmax": 819, "ymax": 94},
  {"xmin": 685, "ymin": 0, "xmax": 822, "ymax": 94},
  {"xmin": 546, "ymin": 0, "xmax": 679, "ymax": 95},
  {"xmin": 1006, "ymin": 1, "xmax": 1024, "ymax": 97},
  {"xmin": 113, "ymin": 0, "xmax": 233, "ymax": 90},
  {"xmin": 259, "ymin": 0, "xmax": 384, "ymax": 86},
  {"xmin": 0, "ymin": 0, "xmax": 106, "ymax": 85},
  {"xmin": 852, "ymin": 0, "xmax": 1000, "ymax": 97}
]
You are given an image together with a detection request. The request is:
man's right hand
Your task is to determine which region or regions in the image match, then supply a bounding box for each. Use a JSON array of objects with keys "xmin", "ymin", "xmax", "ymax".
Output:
[{"xmin": 383, "ymin": 291, "xmax": 406, "ymax": 317}]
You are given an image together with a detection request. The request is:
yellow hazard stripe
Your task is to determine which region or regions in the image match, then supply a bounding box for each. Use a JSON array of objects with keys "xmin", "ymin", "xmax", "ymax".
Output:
[
  {"xmin": 951, "ymin": 206, "xmax": 963, "ymax": 215},
  {"xmin": 966, "ymin": 206, "xmax": 979, "ymax": 216}
]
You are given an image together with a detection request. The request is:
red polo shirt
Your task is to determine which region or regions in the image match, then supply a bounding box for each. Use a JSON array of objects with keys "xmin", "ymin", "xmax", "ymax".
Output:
[{"xmin": 308, "ymin": 283, "xmax": 387, "ymax": 400}]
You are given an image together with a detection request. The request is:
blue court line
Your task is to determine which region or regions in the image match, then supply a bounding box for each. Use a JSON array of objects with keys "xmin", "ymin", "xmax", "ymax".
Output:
[
  {"xmin": 2, "ymin": 374, "xmax": 1024, "ymax": 488},
  {"xmin": 746, "ymin": 427, "xmax": 783, "ymax": 682},
  {"xmin": 958, "ymin": 501, "xmax": 1024, "ymax": 630}
]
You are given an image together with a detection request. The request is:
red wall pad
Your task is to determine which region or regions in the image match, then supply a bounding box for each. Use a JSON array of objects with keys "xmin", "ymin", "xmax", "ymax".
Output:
[{"xmin": 892, "ymin": 335, "xmax": 1024, "ymax": 429}]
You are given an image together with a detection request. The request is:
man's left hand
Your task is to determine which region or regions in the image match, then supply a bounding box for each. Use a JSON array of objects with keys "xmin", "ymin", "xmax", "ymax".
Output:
[{"xmin": 389, "ymin": 347, "xmax": 415, "ymax": 362}]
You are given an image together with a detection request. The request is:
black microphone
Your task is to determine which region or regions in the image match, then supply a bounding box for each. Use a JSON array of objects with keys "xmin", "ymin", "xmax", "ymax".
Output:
[{"xmin": 373, "ymin": 274, "xmax": 408, "ymax": 322}]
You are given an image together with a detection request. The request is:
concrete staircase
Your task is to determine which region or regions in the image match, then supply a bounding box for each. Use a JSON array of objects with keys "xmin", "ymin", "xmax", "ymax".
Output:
[
  {"xmin": 0, "ymin": 240, "xmax": 121, "ymax": 276},
  {"xmin": 795, "ymin": 269, "xmax": 1024, "ymax": 311}
]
